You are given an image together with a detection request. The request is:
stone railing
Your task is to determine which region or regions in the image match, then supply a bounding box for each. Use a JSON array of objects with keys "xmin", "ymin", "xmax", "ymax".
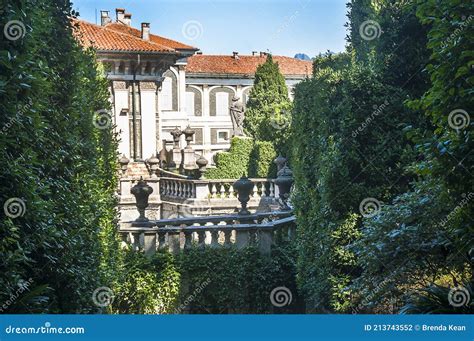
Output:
[
  {"xmin": 207, "ymin": 178, "xmax": 277, "ymax": 199},
  {"xmin": 120, "ymin": 211, "xmax": 295, "ymax": 255},
  {"xmin": 160, "ymin": 177, "xmax": 198, "ymax": 199},
  {"xmin": 159, "ymin": 177, "xmax": 278, "ymax": 200}
]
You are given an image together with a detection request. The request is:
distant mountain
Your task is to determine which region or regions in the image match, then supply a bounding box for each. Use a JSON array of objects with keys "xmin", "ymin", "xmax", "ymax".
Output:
[{"xmin": 294, "ymin": 53, "xmax": 311, "ymax": 61}]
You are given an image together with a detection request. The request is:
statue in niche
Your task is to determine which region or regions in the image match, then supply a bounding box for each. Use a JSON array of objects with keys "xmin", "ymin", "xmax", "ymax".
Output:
[{"xmin": 230, "ymin": 96, "xmax": 245, "ymax": 137}]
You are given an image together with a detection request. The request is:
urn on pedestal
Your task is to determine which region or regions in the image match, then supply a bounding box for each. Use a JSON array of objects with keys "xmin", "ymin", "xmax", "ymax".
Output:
[
  {"xmin": 233, "ymin": 175, "xmax": 254, "ymax": 215},
  {"xmin": 131, "ymin": 177, "xmax": 153, "ymax": 222}
]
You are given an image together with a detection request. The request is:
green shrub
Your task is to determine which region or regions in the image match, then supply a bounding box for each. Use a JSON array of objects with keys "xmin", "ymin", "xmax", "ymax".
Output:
[
  {"xmin": 113, "ymin": 250, "xmax": 180, "ymax": 314},
  {"xmin": 249, "ymin": 141, "xmax": 277, "ymax": 178},
  {"xmin": 0, "ymin": 1, "xmax": 120, "ymax": 313},
  {"xmin": 205, "ymin": 136, "xmax": 254, "ymax": 179},
  {"xmin": 113, "ymin": 243, "xmax": 300, "ymax": 314}
]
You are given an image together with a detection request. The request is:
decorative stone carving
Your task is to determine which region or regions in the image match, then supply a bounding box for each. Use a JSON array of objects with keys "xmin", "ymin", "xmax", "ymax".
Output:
[
  {"xmin": 113, "ymin": 81, "xmax": 127, "ymax": 90},
  {"xmin": 230, "ymin": 96, "xmax": 245, "ymax": 136},
  {"xmin": 140, "ymin": 81, "xmax": 157, "ymax": 90}
]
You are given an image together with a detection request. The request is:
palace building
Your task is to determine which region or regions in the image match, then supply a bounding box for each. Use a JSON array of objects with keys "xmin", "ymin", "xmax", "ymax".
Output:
[{"xmin": 74, "ymin": 8, "xmax": 313, "ymax": 166}]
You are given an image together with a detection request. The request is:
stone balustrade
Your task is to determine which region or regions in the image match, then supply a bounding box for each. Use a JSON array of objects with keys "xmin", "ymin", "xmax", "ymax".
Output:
[
  {"xmin": 158, "ymin": 177, "xmax": 278, "ymax": 200},
  {"xmin": 207, "ymin": 178, "xmax": 277, "ymax": 199},
  {"xmin": 118, "ymin": 176, "xmax": 283, "ymax": 221},
  {"xmin": 119, "ymin": 211, "xmax": 295, "ymax": 255}
]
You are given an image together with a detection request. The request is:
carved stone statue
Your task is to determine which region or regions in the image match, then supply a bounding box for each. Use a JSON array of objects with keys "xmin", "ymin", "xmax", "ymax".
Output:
[{"xmin": 230, "ymin": 96, "xmax": 245, "ymax": 137}]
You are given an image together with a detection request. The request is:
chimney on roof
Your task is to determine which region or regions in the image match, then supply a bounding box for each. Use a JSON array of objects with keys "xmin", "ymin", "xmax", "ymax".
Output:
[
  {"xmin": 141, "ymin": 23, "xmax": 150, "ymax": 41},
  {"xmin": 196, "ymin": 51, "xmax": 203, "ymax": 55},
  {"xmin": 100, "ymin": 10, "xmax": 111, "ymax": 26},
  {"xmin": 252, "ymin": 51, "xmax": 258, "ymax": 56},
  {"xmin": 115, "ymin": 8, "xmax": 125, "ymax": 22},
  {"xmin": 260, "ymin": 51, "xmax": 267, "ymax": 57},
  {"xmin": 232, "ymin": 51, "xmax": 239, "ymax": 59},
  {"xmin": 123, "ymin": 13, "xmax": 132, "ymax": 26}
]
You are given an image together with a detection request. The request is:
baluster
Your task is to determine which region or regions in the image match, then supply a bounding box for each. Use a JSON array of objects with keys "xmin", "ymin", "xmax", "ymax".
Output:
[
  {"xmin": 269, "ymin": 182, "xmax": 275, "ymax": 197},
  {"xmin": 185, "ymin": 182, "xmax": 190, "ymax": 198},
  {"xmin": 260, "ymin": 182, "xmax": 267, "ymax": 197},
  {"xmin": 252, "ymin": 184, "xmax": 258, "ymax": 198},
  {"xmin": 211, "ymin": 184, "xmax": 217, "ymax": 198},
  {"xmin": 184, "ymin": 231, "xmax": 193, "ymax": 249},
  {"xmin": 158, "ymin": 230, "xmax": 166, "ymax": 250},
  {"xmin": 219, "ymin": 183, "xmax": 225, "ymax": 197},
  {"xmin": 210, "ymin": 230, "xmax": 219, "ymax": 247},
  {"xmin": 224, "ymin": 230, "xmax": 232, "ymax": 246},
  {"xmin": 229, "ymin": 184, "xmax": 234, "ymax": 198},
  {"xmin": 197, "ymin": 230, "xmax": 206, "ymax": 246}
]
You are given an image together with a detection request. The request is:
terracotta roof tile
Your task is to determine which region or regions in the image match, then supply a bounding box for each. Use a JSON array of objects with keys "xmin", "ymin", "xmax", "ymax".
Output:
[
  {"xmin": 105, "ymin": 22, "xmax": 196, "ymax": 50},
  {"xmin": 72, "ymin": 18, "xmax": 195, "ymax": 53},
  {"xmin": 185, "ymin": 54, "xmax": 312, "ymax": 77}
]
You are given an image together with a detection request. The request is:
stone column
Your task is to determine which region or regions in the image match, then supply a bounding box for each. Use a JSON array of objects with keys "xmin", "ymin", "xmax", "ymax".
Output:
[
  {"xmin": 178, "ymin": 65, "xmax": 186, "ymax": 112},
  {"xmin": 140, "ymin": 81, "xmax": 158, "ymax": 159},
  {"xmin": 203, "ymin": 84, "xmax": 210, "ymax": 117},
  {"xmin": 113, "ymin": 81, "xmax": 130, "ymax": 158}
]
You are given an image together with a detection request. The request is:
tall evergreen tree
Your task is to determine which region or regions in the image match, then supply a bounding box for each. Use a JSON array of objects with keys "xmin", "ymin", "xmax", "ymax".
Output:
[{"xmin": 244, "ymin": 54, "xmax": 292, "ymax": 154}]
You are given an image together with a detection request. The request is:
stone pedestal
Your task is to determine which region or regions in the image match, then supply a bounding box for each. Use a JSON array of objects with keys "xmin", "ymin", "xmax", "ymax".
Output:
[
  {"xmin": 169, "ymin": 148, "xmax": 182, "ymax": 169},
  {"xmin": 183, "ymin": 148, "xmax": 196, "ymax": 170}
]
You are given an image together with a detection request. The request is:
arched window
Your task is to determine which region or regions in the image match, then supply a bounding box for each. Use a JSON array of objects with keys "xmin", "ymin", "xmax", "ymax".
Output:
[
  {"xmin": 159, "ymin": 70, "xmax": 178, "ymax": 111},
  {"xmin": 185, "ymin": 86, "xmax": 202, "ymax": 116},
  {"xmin": 209, "ymin": 87, "xmax": 235, "ymax": 116}
]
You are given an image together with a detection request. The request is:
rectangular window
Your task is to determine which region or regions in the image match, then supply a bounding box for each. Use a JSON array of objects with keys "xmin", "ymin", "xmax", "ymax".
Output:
[
  {"xmin": 217, "ymin": 130, "xmax": 229, "ymax": 143},
  {"xmin": 216, "ymin": 92, "xmax": 229, "ymax": 116},
  {"xmin": 159, "ymin": 77, "xmax": 172, "ymax": 111},
  {"xmin": 186, "ymin": 92, "xmax": 195, "ymax": 116}
]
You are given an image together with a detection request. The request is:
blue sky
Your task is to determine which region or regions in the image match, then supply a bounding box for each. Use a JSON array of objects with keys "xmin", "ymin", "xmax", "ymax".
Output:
[{"xmin": 73, "ymin": 0, "xmax": 348, "ymax": 57}]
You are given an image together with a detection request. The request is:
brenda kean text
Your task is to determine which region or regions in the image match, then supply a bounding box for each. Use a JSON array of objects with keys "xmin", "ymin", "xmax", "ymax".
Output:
[{"xmin": 363, "ymin": 324, "xmax": 467, "ymax": 332}]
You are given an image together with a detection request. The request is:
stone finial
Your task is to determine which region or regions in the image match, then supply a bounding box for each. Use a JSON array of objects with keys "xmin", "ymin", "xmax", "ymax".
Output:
[{"xmin": 119, "ymin": 154, "xmax": 130, "ymax": 175}]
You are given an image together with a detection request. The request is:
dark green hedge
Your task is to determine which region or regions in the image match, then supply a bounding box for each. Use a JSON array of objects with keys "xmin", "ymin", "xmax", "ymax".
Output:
[
  {"xmin": 0, "ymin": 1, "xmax": 120, "ymax": 313},
  {"xmin": 114, "ymin": 243, "xmax": 301, "ymax": 314}
]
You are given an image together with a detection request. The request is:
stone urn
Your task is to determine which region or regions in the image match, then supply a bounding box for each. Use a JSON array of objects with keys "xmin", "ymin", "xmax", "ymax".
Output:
[
  {"xmin": 131, "ymin": 177, "xmax": 153, "ymax": 222},
  {"xmin": 233, "ymin": 175, "xmax": 254, "ymax": 215},
  {"xmin": 196, "ymin": 155, "xmax": 208, "ymax": 179},
  {"xmin": 273, "ymin": 154, "xmax": 287, "ymax": 172},
  {"xmin": 274, "ymin": 165, "xmax": 294, "ymax": 210},
  {"xmin": 183, "ymin": 125, "xmax": 195, "ymax": 149},
  {"xmin": 146, "ymin": 154, "xmax": 160, "ymax": 178},
  {"xmin": 170, "ymin": 126, "xmax": 182, "ymax": 148},
  {"xmin": 119, "ymin": 154, "xmax": 130, "ymax": 175}
]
